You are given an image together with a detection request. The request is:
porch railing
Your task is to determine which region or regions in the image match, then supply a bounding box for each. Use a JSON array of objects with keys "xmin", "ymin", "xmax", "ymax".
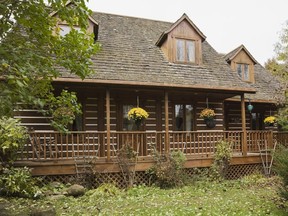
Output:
[{"xmin": 18, "ymin": 130, "xmax": 288, "ymax": 161}]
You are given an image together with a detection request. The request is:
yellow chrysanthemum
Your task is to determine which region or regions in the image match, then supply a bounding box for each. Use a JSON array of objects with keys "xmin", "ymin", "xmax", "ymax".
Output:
[
  {"xmin": 264, "ymin": 116, "xmax": 276, "ymax": 124},
  {"xmin": 128, "ymin": 107, "xmax": 149, "ymax": 121},
  {"xmin": 200, "ymin": 108, "xmax": 216, "ymax": 119}
]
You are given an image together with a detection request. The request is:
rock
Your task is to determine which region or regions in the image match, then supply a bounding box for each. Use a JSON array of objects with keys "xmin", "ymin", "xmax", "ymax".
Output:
[
  {"xmin": 49, "ymin": 181, "xmax": 62, "ymax": 189},
  {"xmin": 47, "ymin": 194, "xmax": 66, "ymax": 201},
  {"xmin": 30, "ymin": 205, "xmax": 56, "ymax": 216},
  {"xmin": 0, "ymin": 200, "xmax": 10, "ymax": 216},
  {"xmin": 66, "ymin": 184, "xmax": 85, "ymax": 197}
]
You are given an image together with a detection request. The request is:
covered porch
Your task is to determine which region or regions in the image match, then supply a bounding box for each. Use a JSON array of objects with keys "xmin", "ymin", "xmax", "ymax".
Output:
[
  {"xmin": 15, "ymin": 130, "xmax": 288, "ymax": 175},
  {"xmin": 14, "ymin": 81, "xmax": 286, "ymax": 176}
]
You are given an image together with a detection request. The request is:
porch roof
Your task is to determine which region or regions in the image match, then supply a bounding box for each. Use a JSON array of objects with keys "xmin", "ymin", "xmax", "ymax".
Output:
[{"xmin": 57, "ymin": 12, "xmax": 255, "ymax": 94}]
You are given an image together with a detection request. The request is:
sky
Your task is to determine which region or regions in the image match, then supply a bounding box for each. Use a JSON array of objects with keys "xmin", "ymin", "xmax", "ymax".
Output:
[{"xmin": 86, "ymin": 0, "xmax": 287, "ymax": 65}]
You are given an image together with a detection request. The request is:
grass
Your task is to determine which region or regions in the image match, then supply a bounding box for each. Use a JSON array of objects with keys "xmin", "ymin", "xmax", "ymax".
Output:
[{"xmin": 1, "ymin": 175, "xmax": 288, "ymax": 216}]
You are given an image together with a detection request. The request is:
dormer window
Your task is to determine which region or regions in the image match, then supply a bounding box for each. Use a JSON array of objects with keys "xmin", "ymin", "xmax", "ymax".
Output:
[
  {"xmin": 176, "ymin": 39, "xmax": 195, "ymax": 63},
  {"xmin": 59, "ymin": 24, "xmax": 81, "ymax": 36},
  {"xmin": 237, "ymin": 63, "xmax": 250, "ymax": 81}
]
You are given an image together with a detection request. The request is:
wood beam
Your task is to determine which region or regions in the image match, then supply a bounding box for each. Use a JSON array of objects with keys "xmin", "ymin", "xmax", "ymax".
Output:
[
  {"xmin": 241, "ymin": 94, "xmax": 247, "ymax": 156},
  {"xmin": 165, "ymin": 91, "xmax": 170, "ymax": 153},
  {"xmin": 106, "ymin": 89, "xmax": 111, "ymax": 161}
]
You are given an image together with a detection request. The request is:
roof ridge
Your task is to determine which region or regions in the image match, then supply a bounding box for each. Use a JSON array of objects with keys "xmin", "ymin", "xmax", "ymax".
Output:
[{"xmin": 91, "ymin": 11, "xmax": 172, "ymax": 24}]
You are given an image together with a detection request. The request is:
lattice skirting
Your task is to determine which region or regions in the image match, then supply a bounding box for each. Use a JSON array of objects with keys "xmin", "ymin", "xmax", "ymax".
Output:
[{"xmin": 38, "ymin": 164, "xmax": 264, "ymax": 188}]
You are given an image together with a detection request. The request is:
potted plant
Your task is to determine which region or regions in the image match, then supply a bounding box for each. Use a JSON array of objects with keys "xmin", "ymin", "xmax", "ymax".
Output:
[
  {"xmin": 200, "ymin": 108, "xmax": 216, "ymax": 128},
  {"xmin": 264, "ymin": 116, "xmax": 276, "ymax": 127},
  {"xmin": 128, "ymin": 107, "xmax": 149, "ymax": 130}
]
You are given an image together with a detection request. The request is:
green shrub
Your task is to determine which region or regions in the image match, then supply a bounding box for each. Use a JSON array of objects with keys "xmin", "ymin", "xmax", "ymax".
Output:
[
  {"xmin": 147, "ymin": 146, "xmax": 187, "ymax": 188},
  {"xmin": 0, "ymin": 167, "xmax": 39, "ymax": 198},
  {"xmin": 210, "ymin": 140, "xmax": 233, "ymax": 181},
  {"xmin": 273, "ymin": 145, "xmax": 288, "ymax": 199},
  {"xmin": 0, "ymin": 117, "xmax": 28, "ymax": 165}
]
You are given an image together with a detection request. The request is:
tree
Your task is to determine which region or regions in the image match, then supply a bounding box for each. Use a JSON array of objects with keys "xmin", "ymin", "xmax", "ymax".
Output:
[
  {"xmin": 265, "ymin": 21, "xmax": 288, "ymax": 130},
  {"xmin": 0, "ymin": 0, "xmax": 99, "ymax": 131}
]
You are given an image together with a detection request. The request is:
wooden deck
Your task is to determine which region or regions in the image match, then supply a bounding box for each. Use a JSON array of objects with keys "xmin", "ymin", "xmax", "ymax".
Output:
[{"xmin": 15, "ymin": 131, "xmax": 288, "ymax": 176}]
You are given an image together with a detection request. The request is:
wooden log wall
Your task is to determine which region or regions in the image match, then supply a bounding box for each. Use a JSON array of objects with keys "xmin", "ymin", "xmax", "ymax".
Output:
[{"xmin": 225, "ymin": 101, "xmax": 277, "ymax": 131}]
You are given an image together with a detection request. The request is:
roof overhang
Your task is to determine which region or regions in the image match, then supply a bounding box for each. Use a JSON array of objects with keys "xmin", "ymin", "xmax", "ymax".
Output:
[{"xmin": 54, "ymin": 77, "xmax": 256, "ymax": 95}]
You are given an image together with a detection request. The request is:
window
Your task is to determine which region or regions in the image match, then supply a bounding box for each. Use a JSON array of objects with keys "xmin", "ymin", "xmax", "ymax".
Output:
[
  {"xmin": 251, "ymin": 112, "xmax": 263, "ymax": 130},
  {"xmin": 176, "ymin": 39, "xmax": 195, "ymax": 63},
  {"xmin": 236, "ymin": 63, "xmax": 250, "ymax": 81},
  {"xmin": 59, "ymin": 24, "xmax": 81, "ymax": 36},
  {"xmin": 123, "ymin": 105, "xmax": 136, "ymax": 131},
  {"xmin": 174, "ymin": 104, "xmax": 194, "ymax": 131}
]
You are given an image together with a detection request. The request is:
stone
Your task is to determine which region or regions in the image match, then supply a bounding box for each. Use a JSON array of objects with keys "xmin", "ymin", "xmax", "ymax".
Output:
[
  {"xmin": 66, "ymin": 184, "xmax": 85, "ymax": 197},
  {"xmin": 0, "ymin": 200, "xmax": 10, "ymax": 216},
  {"xmin": 47, "ymin": 194, "xmax": 66, "ymax": 200},
  {"xmin": 30, "ymin": 205, "xmax": 56, "ymax": 216}
]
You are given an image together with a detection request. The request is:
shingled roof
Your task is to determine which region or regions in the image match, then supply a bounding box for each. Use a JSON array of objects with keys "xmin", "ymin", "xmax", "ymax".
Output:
[
  {"xmin": 223, "ymin": 45, "xmax": 284, "ymax": 102},
  {"xmin": 59, "ymin": 12, "xmax": 255, "ymax": 93},
  {"xmin": 246, "ymin": 64, "xmax": 284, "ymax": 102}
]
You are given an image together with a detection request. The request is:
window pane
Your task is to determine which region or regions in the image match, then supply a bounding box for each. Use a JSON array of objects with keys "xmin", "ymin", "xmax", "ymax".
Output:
[
  {"xmin": 185, "ymin": 105, "xmax": 193, "ymax": 131},
  {"xmin": 186, "ymin": 41, "xmax": 195, "ymax": 62},
  {"xmin": 243, "ymin": 64, "xmax": 249, "ymax": 81},
  {"xmin": 236, "ymin": 64, "xmax": 242, "ymax": 78},
  {"xmin": 59, "ymin": 25, "xmax": 80, "ymax": 36},
  {"xmin": 175, "ymin": 105, "xmax": 184, "ymax": 131},
  {"xmin": 123, "ymin": 105, "xmax": 135, "ymax": 131},
  {"xmin": 176, "ymin": 40, "xmax": 185, "ymax": 61}
]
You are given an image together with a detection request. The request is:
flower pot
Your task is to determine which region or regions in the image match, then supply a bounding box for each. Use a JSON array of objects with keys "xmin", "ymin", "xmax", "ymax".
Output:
[
  {"xmin": 134, "ymin": 119, "xmax": 143, "ymax": 130},
  {"xmin": 204, "ymin": 118, "xmax": 216, "ymax": 128}
]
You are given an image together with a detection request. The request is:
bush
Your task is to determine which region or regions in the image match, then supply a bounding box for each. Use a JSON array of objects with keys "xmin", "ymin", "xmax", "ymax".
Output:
[
  {"xmin": 0, "ymin": 117, "xmax": 28, "ymax": 165},
  {"xmin": 210, "ymin": 140, "xmax": 233, "ymax": 181},
  {"xmin": 147, "ymin": 146, "xmax": 187, "ymax": 188},
  {"xmin": 273, "ymin": 145, "xmax": 288, "ymax": 199},
  {"xmin": 0, "ymin": 167, "xmax": 39, "ymax": 198}
]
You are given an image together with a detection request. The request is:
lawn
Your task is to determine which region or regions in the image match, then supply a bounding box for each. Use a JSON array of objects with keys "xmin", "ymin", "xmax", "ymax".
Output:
[{"xmin": 1, "ymin": 175, "xmax": 287, "ymax": 216}]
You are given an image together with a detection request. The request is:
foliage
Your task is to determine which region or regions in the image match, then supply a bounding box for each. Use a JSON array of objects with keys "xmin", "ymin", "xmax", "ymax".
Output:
[
  {"xmin": 277, "ymin": 106, "xmax": 288, "ymax": 131},
  {"xmin": 0, "ymin": 117, "xmax": 28, "ymax": 165},
  {"xmin": 0, "ymin": 0, "xmax": 100, "ymax": 129},
  {"xmin": 1, "ymin": 177, "xmax": 287, "ymax": 215},
  {"xmin": 0, "ymin": 167, "xmax": 39, "ymax": 198},
  {"xmin": 210, "ymin": 140, "xmax": 233, "ymax": 181},
  {"xmin": 128, "ymin": 107, "xmax": 149, "ymax": 121},
  {"xmin": 47, "ymin": 90, "xmax": 82, "ymax": 133},
  {"xmin": 273, "ymin": 145, "xmax": 288, "ymax": 199},
  {"xmin": 117, "ymin": 143, "xmax": 138, "ymax": 188},
  {"xmin": 264, "ymin": 116, "xmax": 277, "ymax": 124},
  {"xmin": 265, "ymin": 21, "xmax": 288, "ymax": 130},
  {"xmin": 199, "ymin": 108, "xmax": 215, "ymax": 119},
  {"xmin": 147, "ymin": 145, "xmax": 187, "ymax": 188}
]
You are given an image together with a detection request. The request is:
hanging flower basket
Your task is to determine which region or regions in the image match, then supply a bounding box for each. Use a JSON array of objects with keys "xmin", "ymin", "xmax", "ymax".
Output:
[
  {"xmin": 204, "ymin": 118, "xmax": 216, "ymax": 128},
  {"xmin": 128, "ymin": 107, "xmax": 149, "ymax": 130},
  {"xmin": 264, "ymin": 116, "xmax": 276, "ymax": 127},
  {"xmin": 200, "ymin": 108, "xmax": 216, "ymax": 128}
]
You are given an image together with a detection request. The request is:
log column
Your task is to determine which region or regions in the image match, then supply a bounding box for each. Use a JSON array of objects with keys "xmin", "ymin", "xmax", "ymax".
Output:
[
  {"xmin": 241, "ymin": 94, "xmax": 247, "ymax": 156},
  {"xmin": 106, "ymin": 89, "xmax": 111, "ymax": 161},
  {"xmin": 165, "ymin": 91, "xmax": 170, "ymax": 153}
]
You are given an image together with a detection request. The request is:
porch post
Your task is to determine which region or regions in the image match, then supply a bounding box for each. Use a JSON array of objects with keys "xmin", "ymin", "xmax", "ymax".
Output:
[
  {"xmin": 164, "ymin": 91, "xmax": 170, "ymax": 153},
  {"xmin": 106, "ymin": 89, "xmax": 111, "ymax": 161},
  {"xmin": 241, "ymin": 94, "xmax": 247, "ymax": 156}
]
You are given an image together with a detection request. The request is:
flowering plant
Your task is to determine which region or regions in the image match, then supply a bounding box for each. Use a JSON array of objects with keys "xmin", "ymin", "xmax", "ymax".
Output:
[
  {"xmin": 128, "ymin": 107, "xmax": 149, "ymax": 121},
  {"xmin": 200, "ymin": 108, "xmax": 216, "ymax": 120},
  {"xmin": 264, "ymin": 116, "xmax": 276, "ymax": 125}
]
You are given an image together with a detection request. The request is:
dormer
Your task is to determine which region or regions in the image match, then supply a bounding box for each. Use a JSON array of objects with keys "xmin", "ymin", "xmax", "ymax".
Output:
[
  {"xmin": 224, "ymin": 45, "xmax": 258, "ymax": 83},
  {"xmin": 156, "ymin": 14, "xmax": 206, "ymax": 65},
  {"xmin": 50, "ymin": 1, "xmax": 99, "ymax": 41}
]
